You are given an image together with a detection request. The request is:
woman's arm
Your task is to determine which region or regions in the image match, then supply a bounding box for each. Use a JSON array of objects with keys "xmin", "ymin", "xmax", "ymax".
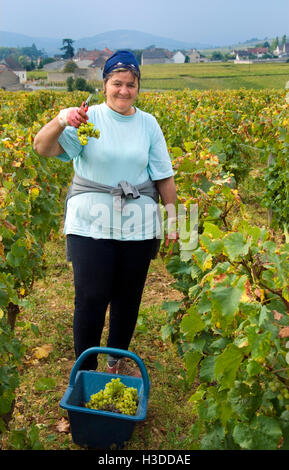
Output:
[
  {"xmin": 33, "ymin": 107, "xmax": 88, "ymax": 157},
  {"xmin": 155, "ymin": 176, "xmax": 177, "ymax": 218},
  {"xmin": 33, "ymin": 117, "xmax": 66, "ymax": 157},
  {"xmin": 155, "ymin": 176, "xmax": 178, "ymax": 240}
]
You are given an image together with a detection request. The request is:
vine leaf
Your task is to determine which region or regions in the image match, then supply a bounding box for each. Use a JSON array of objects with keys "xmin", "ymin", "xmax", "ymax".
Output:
[{"xmin": 215, "ymin": 344, "xmax": 244, "ymax": 389}]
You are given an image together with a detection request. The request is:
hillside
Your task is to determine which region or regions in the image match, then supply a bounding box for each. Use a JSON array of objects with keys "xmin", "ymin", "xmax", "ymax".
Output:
[{"xmin": 0, "ymin": 29, "xmax": 212, "ymax": 55}]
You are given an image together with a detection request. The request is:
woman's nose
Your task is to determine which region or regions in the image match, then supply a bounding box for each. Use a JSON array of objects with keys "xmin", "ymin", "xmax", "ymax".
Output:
[{"xmin": 118, "ymin": 86, "xmax": 130, "ymax": 95}]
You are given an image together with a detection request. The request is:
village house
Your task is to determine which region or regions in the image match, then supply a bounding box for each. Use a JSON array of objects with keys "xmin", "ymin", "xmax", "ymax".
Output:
[
  {"xmin": 0, "ymin": 64, "xmax": 24, "ymax": 90},
  {"xmin": 141, "ymin": 48, "xmax": 172, "ymax": 65},
  {"xmin": 274, "ymin": 43, "xmax": 289, "ymax": 57},
  {"xmin": 247, "ymin": 47, "xmax": 269, "ymax": 57},
  {"xmin": 74, "ymin": 48, "xmax": 112, "ymax": 62},
  {"xmin": 0, "ymin": 55, "xmax": 26, "ymax": 83},
  {"xmin": 234, "ymin": 50, "xmax": 252, "ymax": 63},
  {"xmin": 43, "ymin": 59, "xmax": 67, "ymax": 71},
  {"xmin": 45, "ymin": 49, "xmax": 113, "ymax": 82},
  {"xmin": 172, "ymin": 51, "xmax": 186, "ymax": 63},
  {"xmin": 187, "ymin": 48, "xmax": 201, "ymax": 63}
]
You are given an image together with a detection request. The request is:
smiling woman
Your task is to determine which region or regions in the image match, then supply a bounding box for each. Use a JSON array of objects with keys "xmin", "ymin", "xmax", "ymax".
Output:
[
  {"xmin": 33, "ymin": 50, "xmax": 177, "ymax": 377},
  {"xmin": 103, "ymin": 69, "xmax": 139, "ymax": 115}
]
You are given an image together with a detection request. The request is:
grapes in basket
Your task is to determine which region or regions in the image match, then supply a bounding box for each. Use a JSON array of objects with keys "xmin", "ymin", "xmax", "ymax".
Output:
[{"xmin": 85, "ymin": 378, "xmax": 138, "ymax": 416}]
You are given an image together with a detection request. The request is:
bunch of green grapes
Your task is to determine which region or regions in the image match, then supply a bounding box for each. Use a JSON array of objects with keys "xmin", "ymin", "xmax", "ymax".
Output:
[
  {"xmin": 85, "ymin": 378, "xmax": 138, "ymax": 416},
  {"xmin": 77, "ymin": 121, "xmax": 100, "ymax": 146},
  {"xmin": 268, "ymin": 379, "xmax": 289, "ymax": 409},
  {"xmin": 115, "ymin": 387, "xmax": 138, "ymax": 415}
]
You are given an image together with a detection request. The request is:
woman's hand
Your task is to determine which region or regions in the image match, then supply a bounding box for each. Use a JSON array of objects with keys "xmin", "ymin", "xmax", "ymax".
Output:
[
  {"xmin": 165, "ymin": 217, "xmax": 179, "ymax": 245},
  {"xmin": 58, "ymin": 107, "xmax": 88, "ymax": 128}
]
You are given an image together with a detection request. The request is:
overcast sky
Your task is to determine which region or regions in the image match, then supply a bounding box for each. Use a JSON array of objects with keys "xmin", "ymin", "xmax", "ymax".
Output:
[{"xmin": 1, "ymin": 0, "xmax": 289, "ymax": 46}]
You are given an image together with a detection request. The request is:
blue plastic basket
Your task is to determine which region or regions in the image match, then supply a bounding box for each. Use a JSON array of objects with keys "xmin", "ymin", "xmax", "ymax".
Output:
[{"xmin": 60, "ymin": 347, "xmax": 150, "ymax": 449}]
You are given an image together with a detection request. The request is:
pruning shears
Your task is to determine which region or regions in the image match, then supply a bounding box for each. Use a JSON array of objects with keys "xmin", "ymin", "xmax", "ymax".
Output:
[{"xmin": 81, "ymin": 94, "xmax": 93, "ymax": 112}]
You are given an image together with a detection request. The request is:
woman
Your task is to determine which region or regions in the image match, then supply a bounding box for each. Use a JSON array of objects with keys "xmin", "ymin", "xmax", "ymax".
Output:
[{"xmin": 33, "ymin": 50, "xmax": 177, "ymax": 375}]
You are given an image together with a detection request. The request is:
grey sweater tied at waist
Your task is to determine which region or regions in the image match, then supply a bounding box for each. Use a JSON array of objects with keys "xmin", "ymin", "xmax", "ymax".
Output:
[{"xmin": 64, "ymin": 173, "xmax": 161, "ymax": 261}]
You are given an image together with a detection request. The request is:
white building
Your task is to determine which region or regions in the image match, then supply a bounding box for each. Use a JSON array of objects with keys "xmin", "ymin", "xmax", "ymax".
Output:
[
  {"xmin": 172, "ymin": 51, "xmax": 186, "ymax": 63},
  {"xmin": 274, "ymin": 43, "xmax": 289, "ymax": 57}
]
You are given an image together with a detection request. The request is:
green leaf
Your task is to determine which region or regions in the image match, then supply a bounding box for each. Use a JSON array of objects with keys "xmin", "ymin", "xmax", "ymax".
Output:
[
  {"xmin": 228, "ymin": 382, "xmax": 262, "ymax": 421},
  {"xmin": 203, "ymin": 222, "xmax": 223, "ymax": 239},
  {"xmin": 162, "ymin": 301, "xmax": 182, "ymax": 316},
  {"xmin": 184, "ymin": 350, "xmax": 202, "ymax": 384},
  {"xmin": 200, "ymin": 422, "xmax": 226, "ymax": 450},
  {"xmin": 245, "ymin": 326, "xmax": 271, "ymax": 361},
  {"xmin": 192, "ymin": 247, "xmax": 212, "ymax": 272},
  {"xmin": 199, "ymin": 234, "xmax": 224, "ymax": 255},
  {"xmin": 199, "ymin": 356, "xmax": 216, "ymax": 382},
  {"xmin": 223, "ymin": 232, "xmax": 251, "ymax": 261},
  {"xmin": 246, "ymin": 360, "xmax": 262, "ymax": 376},
  {"xmin": 233, "ymin": 416, "xmax": 282, "ymax": 450},
  {"xmin": 180, "ymin": 305, "xmax": 206, "ymax": 341},
  {"xmin": 189, "ymin": 388, "xmax": 206, "ymax": 403},
  {"xmin": 215, "ymin": 344, "xmax": 244, "ymax": 389},
  {"xmin": 161, "ymin": 323, "xmax": 175, "ymax": 341},
  {"xmin": 208, "ymin": 206, "xmax": 223, "ymax": 219},
  {"xmin": 211, "ymin": 276, "xmax": 246, "ymax": 320}
]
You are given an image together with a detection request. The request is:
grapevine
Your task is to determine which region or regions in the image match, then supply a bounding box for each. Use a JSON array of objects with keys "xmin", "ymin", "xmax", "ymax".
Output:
[
  {"xmin": 0, "ymin": 88, "xmax": 289, "ymax": 449},
  {"xmin": 85, "ymin": 378, "xmax": 138, "ymax": 416},
  {"xmin": 77, "ymin": 121, "xmax": 100, "ymax": 145}
]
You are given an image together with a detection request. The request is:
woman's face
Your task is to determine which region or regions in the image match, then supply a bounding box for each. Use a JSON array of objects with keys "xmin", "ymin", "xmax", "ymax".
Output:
[{"xmin": 103, "ymin": 70, "xmax": 139, "ymax": 115}]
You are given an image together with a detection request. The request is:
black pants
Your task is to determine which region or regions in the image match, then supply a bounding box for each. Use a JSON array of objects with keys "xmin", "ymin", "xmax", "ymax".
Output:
[{"xmin": 66, "ymin": 235, "xmax": 154, "ymax": 370}]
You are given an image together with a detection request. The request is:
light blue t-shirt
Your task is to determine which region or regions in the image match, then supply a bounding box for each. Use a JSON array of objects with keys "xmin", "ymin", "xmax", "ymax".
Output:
[{"xmin": 57, "ymin": 102, "xmax": 174, "ymax": 240}]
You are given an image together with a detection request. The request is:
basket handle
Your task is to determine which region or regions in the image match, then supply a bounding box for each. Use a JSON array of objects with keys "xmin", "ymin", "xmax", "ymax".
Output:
[{"xmin": 69, "ymin": 347, "xmax": 150, "ymax": 395}]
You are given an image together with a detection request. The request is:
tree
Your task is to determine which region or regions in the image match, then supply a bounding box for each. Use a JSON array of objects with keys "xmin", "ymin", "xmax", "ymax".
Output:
[
  {"xmin": 271, "ymin": 36, "xmax": 279, "ymax": 52},
  {"xmin": 66, "ymin": 76, "xmax": 74, "ymax": 91},
  {"xmin": 61, "ymin": 39, "xmax": 75, "ymax": 59},
  {"xmin": 73, "ymin": 77, "xmax": 94, "ymax": 93},
  {"xmin": 211, "ymin": 51, "xmax": 224, "ymax": 61},
  {"xmin": 63, "ymin": 60, "xmax": 78, "ymax": 72}
]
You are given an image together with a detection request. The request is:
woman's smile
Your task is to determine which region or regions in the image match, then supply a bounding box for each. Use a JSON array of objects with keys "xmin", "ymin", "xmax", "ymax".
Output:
[{"xmin": 104, "ymin": 70, "xmax": 139, "ymax": 115}]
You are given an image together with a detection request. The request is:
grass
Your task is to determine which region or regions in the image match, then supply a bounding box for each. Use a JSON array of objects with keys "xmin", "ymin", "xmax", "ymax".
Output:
[
  {"xmin": 2, "ymin": 231, "xmax": 195, "ymax": 451},
  {"xmin": 139, "ymin": 62, "xmax": 289, "ymax": 90},
  {"xmin": 28, "ymin": 62, "xmax": 289, "ymax": 91}
]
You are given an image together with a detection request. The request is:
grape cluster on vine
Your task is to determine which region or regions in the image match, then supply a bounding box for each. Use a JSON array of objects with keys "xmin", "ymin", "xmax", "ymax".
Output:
[
  {"xmin": 269, "ymin": 379, "xmax": 289, "ymax": 409},
  {"xmin": 85, "ymin": 378, "xmax": 138, "ymax": 416},
  {"xmin": 77, "ymin": 122, "xmax": 100, "ymax": 146}
]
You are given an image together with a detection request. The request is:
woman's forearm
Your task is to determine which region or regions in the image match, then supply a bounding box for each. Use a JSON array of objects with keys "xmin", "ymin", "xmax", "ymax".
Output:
[
  {"xmin": 155, "ymin": 176, "xmax": 177, "ymax": 219},
  {"xmin": 33, "ymin": 117, "xmax": 65, "ymax": 157}
]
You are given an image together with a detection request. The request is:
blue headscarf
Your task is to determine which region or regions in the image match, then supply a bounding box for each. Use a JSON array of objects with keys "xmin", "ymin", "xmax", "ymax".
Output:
[{"xmin": 103, "ymin": 50, "xmax": 140, "ymax": 79}]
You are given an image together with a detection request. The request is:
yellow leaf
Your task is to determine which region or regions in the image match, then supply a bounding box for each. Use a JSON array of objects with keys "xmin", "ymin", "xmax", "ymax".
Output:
[
  {"xmin": 0, "ymin": 308, "xmax": 4, "ymax": 319},
  {"xmin": 33, "ymin": 344, "xmax": 53, "ymax": 360},
  {"xmin": 30, "ymin": 187, "xmax": 40, "ymax": 200},
  {"xmin": 0, "ymin": 241, "xmax": 5, "ymax": 261}
]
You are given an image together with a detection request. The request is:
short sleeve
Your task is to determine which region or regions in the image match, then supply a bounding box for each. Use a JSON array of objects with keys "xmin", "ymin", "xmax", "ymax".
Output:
[
  {"xmin": 147, "ymin": 118, "xmax": 174, "ymax": 181},
  {"xmin": 57, "ymin": 125, "xmax": 82, "ymax": 162}
]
